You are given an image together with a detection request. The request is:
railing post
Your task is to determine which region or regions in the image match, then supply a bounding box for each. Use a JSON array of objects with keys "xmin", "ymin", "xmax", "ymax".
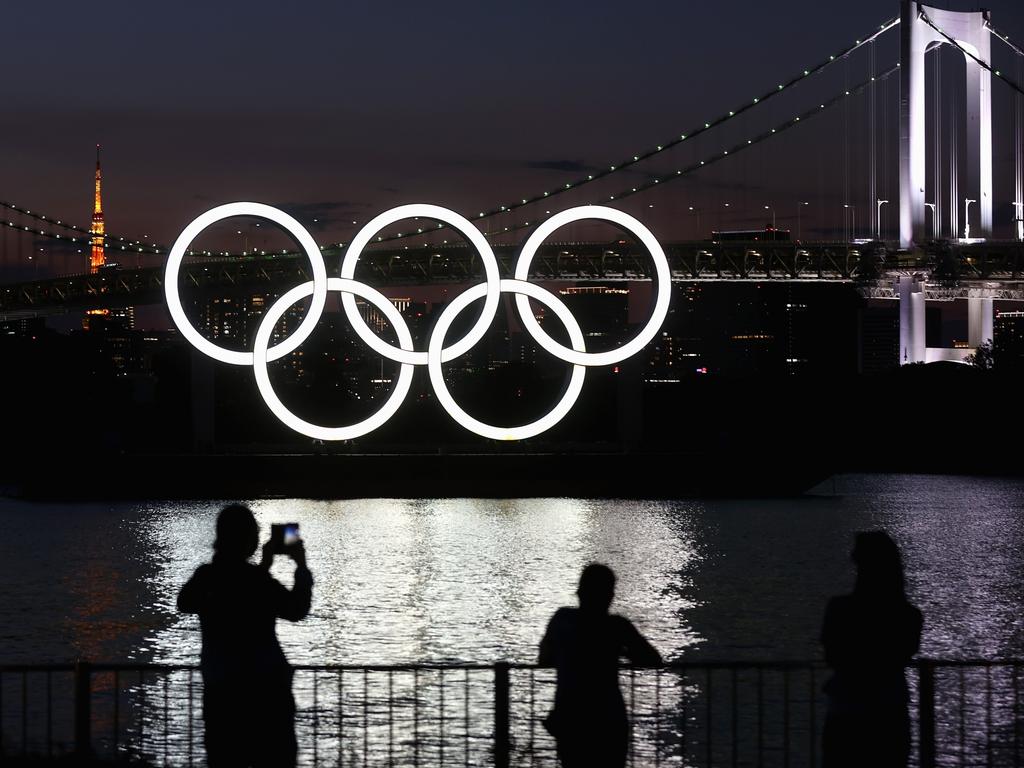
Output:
[
  {"xmin": 73, "ymin": 660, "xmax": 92, "ymax": 758},
  {"xmin": 918, "ymin": 661, "xmax": 936, "ymax": 768},
  {"xmin": 494, "ymin": 662, "xmax": 511, "ymax": 768}
]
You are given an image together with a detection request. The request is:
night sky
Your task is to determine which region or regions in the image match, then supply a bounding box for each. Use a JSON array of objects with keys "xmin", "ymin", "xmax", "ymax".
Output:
[{"xmin": 3, "ymin": 0, "xmax": 1024, "ymax": 255}]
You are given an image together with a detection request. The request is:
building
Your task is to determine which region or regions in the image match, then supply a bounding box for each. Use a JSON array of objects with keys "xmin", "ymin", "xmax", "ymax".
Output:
[
  {"xmin": 647, "ymin": 285, "xmax": 703, "ymax": 380},
  {"xmin": 84, "ymin": 146, "xmax": 112, "ymax": 330},
  {"xmin": 994, "ymin": 310, "xmax": 1024, "ymax": 370},
  {"xmin": 557, "ymin": 285, "xmax": 629, "ymax": 344},
  {"xmin": 357, "ymin": 297, "xmax": 412, "ymax": 336},
  {"xmin": 0, "ymin": 316, "xmax": 46, "ymax": 338},
  {"xmin": 90, "ymin": 145, "xmax": 105, "ymax": 273},
  {"xmin": 109, "ymin": 306, "xmax": 135, "ymax": 330},
  {"xmin": 199, "ymin": 292, "xmax": 425, "ymax": 386}
]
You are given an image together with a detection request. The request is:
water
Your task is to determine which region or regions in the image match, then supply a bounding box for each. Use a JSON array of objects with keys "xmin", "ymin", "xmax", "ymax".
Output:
[
  {"xmin": 3, "ymin": 473, "xmax": 1023, "ymax": 665},
  {"xmin": 1, "ymin": 474, "xmax": 1023, "ymax": 765}
]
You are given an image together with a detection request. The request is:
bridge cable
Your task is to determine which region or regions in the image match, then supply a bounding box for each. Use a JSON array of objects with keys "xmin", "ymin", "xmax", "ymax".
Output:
[
  {"xmin": 251, "ymin": 65, "xmax": 912, "ymax": 254},
  {"xmin": 921, "ymin": 11, "xmax": 1024, "ymax": 239},
  {"xmin": 0, "ymin": 17, "xmax": 902, "ymax": 256},
  {"xmin": 343, "ymin": 64, "xmax": 904, "ymax": 250},
  {"xmin": 1018, "ymin": 54, "xmax": 1024, "ymax": 239},
  {"xmin": 870, "ymin": 40, "xmax": 877, "ymax": 238},
  {"xmin": 991, "ymin": 24, "xmax": 1024, "ymax": 237},
  {"xmin": 920, "ymin": 12, "xmax": 1024, "ymax": 100},
  {"xmin": 933, "ymin": 48, "xmax": 942, "ymax": 238},
  {"xmin": 0, "ymin": 200, "xmax": 157, "ymax": 249},
  {"xmin": 354, "ymin": 17, "xmax": 901, "ymax": 246},
  {"xmin": 348, "ymin": 65, "xmax": 899, "ymax": 249},
  {"xmin": 989, "ymin": 25, "xmax": 1024, "ymax": 59},
  {"xmin": 4, "ymin": 64, "xmax": 903, "ymax": 273},
  {"xmin": 0, "ymin": 218, "xmax": 160, "ymax": 256},
  {"xmin": 490, "ymin": 65, "xmax": 902, "ymax": 238},
  {"xmin": 0, "ymin": 201, "xmax": 161, "ymax": 255}
]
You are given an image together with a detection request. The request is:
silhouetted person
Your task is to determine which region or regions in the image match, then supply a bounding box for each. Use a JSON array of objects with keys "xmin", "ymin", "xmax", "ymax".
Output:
[
  {"xmin": 178, "ymin": 505, "xmax": 313, "ymax": 768},
  {"xmin": 821, "ymin": 531, "xmax": 922, "ymax": 768},
  {"xmin": 538, "ymin": 563, "xmax": 662, "ymax": 768}
]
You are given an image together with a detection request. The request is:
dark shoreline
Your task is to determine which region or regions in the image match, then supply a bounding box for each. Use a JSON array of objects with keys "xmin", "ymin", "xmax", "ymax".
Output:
[
  {"xmin": 7, "ymin": 444, "xmax": 1023, "ymax": 501},
  {"xmin": 3, "ymin": 450, "xmax": 838, "ymax": 501}
]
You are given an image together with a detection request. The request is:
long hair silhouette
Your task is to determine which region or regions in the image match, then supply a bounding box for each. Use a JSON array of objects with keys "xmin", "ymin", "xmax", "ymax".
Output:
[
  {"xmin": 821, "ymin": 530, "xmax": 923, "ymax": 768},
  {"xmin": 853, "ymin": 530, "xmax": 906, "ymax": 598}
]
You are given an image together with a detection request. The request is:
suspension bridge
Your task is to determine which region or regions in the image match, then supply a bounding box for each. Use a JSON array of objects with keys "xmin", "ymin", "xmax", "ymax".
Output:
[{"xmin": 3, "ymin": 0, "xmax": 1024, "ymax": 367}]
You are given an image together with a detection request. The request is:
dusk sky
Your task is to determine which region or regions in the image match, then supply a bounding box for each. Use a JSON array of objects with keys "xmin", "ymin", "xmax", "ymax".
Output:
[{"xmin": 3, "ymin": 0, "xmax": 1024, "ymax": 252}]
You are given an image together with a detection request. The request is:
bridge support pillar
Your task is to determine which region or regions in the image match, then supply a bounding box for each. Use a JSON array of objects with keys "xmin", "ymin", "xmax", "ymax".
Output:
[
  {"xmin": 967, "ymin": 296, "xmax": 993, "ymax": 348},
  {"xmin": 898, "ymin": 275, "xmax": 926, "ymax": 364},
  {"xmin": 900, "ymin": 1, "xmax": 992, "ymax": 249}
]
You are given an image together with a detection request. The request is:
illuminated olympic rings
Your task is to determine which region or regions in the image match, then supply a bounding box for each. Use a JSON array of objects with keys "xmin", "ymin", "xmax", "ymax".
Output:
[{"xmin": 164, "ymin": 202, "xmax": 671, "ymax": 441}]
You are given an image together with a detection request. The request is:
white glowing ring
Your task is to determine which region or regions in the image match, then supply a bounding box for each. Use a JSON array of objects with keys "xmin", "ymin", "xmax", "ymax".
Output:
[
  {"xmin": 164, "ymin": 202, "xmax": 672, "ymax": 442},
  {"xmin": 340, "ymin": 204, "xmax": 501, "ymax": 365},
  {"xmin": 513, "ymin": 205, "xmax": 671, "ymax": 367},
  {"xmin": 165, "ymin": 202, "xmax": 328, "ymax": 366},
  {"xmin": 427, "ymin": 279, "xmax": 586, "ymax": 441},
  {"xmin": 252, "ymin": 278, "xmax": 415, "ymax": 441}
]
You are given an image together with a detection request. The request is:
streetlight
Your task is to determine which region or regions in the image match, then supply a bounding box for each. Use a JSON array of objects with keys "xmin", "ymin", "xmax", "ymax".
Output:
[
  {"xmin": 764, "ymin": 205, "xmax": 776, "ymax": 230},
  {"xmin": 924, "ymin": 203, "xmax": 937, "ymax": 239},
  {"xmin": 876, "ymin": 199, "xmax": 889, "ymax": 239},
  {"xmin": 797, "ymin": 202, "xmax": 809, "ymax": 241},
  {"xmin": 964, "ymin": 198, "xmax": 977, "ymax": 239},
  {"xmin": 843, "ymin": 204, "xmax": 856, "ymax": 241},
  {"xmin": 1013, "ymin": 202, "xmax": 1023, "ymax": 242}
]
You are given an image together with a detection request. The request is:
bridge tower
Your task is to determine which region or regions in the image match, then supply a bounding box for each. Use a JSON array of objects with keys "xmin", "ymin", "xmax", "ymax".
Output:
[
  {"xmin": 899, "ymin": 1, "xmax": 992, "ymax": 249},
  {"xmin": 90, "ymin": 144, "xmax": 105, "ymax": 273}
]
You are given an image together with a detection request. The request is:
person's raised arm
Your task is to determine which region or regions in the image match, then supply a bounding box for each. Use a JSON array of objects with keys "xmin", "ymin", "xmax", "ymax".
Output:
[
  {"xmin": 273, "ymin": 542, "xmax": 313, "ymax": 622},
  {"xmin": 177, "ymin": 565, "xmax": 211, "ymax": 614}
]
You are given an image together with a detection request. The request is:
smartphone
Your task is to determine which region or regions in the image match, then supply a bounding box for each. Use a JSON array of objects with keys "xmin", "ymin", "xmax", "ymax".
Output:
[{"xmin": 270, "ymin": 523, "xmax": 301, "ymax": 553}]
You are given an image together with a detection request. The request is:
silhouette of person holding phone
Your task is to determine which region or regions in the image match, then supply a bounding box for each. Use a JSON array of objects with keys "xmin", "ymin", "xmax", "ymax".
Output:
[
  {"xmin": 178, "ymin": 505, "xmax": 313, "ymax": 768},
  {"xmin": 539, "ymin": 563, "xmax": 662, "ymax": 768},
  {"xmin": 821, "ymin": 531, "xmax": 922, "ymax": 768}
]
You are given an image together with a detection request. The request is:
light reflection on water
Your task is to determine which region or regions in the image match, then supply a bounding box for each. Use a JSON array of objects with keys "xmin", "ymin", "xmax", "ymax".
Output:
[
  {"xmin": 2, "ymin": 474, "xmax": 1024, "ymax": 765},
  {"xmin": 146, "ymin": 498, "xmax": 704, "ymax": 666},
  {"xmin": 3, "ymin": 475, "xmax": 1023, "ymax": 665}
]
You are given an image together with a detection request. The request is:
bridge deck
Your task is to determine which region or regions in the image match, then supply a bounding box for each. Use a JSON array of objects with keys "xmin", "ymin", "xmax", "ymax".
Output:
[{"xmin": 4, "ymin": 239, "xmax": 1024, "ymax": 318}]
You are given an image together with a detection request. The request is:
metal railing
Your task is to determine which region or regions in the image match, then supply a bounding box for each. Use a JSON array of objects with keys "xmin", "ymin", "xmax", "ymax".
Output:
[{"xmin": 0, "ymin": 659, "xmax": 1021, "ymax": 767}]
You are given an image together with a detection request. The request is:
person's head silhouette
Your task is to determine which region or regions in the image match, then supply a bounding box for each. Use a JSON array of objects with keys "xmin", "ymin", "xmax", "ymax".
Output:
[
  {"xmin": 577, "ymin": 563, "xmax": 616, "ymax": 613},
  {"xmin": 213, "ymin": 504, "xmax": 260, "ymax": 561},
  {"xmin": 852, "ymin": 530, "xmax": 906, "ymax": 599}
]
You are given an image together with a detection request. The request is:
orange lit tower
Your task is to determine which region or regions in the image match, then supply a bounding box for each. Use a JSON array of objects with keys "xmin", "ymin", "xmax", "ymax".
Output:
[{"xmin": 90, "ymin": 144, "xmax": 105, "ymax": 273}]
